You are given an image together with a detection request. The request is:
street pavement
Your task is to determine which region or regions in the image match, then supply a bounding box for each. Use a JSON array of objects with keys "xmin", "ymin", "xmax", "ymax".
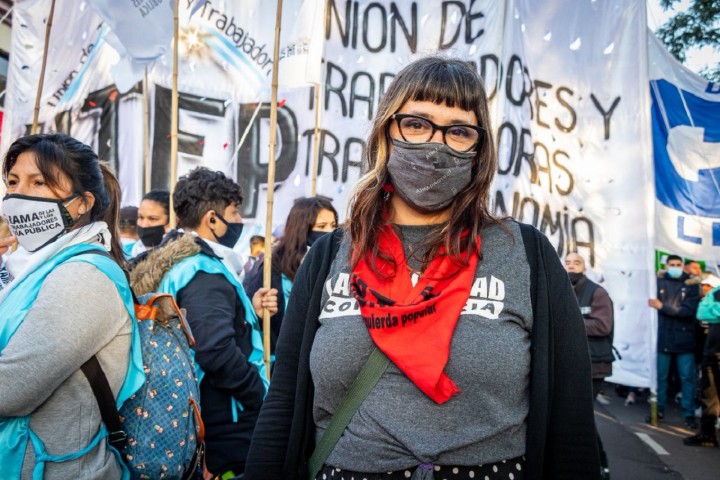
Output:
[{"xmin": 595, "ymin": 384, "xmax": 720, "ymax": 480}]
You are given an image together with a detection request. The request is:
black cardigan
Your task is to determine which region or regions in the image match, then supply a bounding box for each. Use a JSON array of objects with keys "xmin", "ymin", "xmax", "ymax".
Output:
[{"xmin": 245, "ymin": 223, "xmax": 601, "ymax": 480}]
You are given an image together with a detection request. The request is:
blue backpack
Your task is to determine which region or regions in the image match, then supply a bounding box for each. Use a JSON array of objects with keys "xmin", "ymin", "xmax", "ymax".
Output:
[{"xmin": 82, "ymin": 291, "xmax": 204, "ymax": 479}]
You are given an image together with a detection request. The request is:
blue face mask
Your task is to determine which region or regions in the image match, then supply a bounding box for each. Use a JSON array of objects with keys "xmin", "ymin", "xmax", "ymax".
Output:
[{"xmin": 667, "ymin": 266, "xmax": 683, "ymax": 279}]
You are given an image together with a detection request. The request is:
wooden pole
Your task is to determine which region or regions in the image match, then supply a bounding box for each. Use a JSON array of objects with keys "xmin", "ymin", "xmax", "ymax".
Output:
[
  {"xmin": 169, "ymin": 0, "xmax": 180, "ymax": 227},
  {"xmin": 143, "ymin": 66, "xmax": 151, "ymax": 194},
  {"xmin": 0, "ymin": 6, "xmax": 14, "ymax": 28},
  {"xmin": 262, "ymin": 0, "xmax": 284, "ymax": 381},
  {"xmin": 310, "ymin": 0, "xmax": 328, "ymax": 197},
  {"xmin": 31, "ymin": 0, "xmax": 57, "ymax": 134},
  {"xmin": 310, "ymin": 83, "xmax": 321, "ymax": 196},
  {"xmin": 226, "ymin": 101, "xmax": 262, "ymax": 170}
]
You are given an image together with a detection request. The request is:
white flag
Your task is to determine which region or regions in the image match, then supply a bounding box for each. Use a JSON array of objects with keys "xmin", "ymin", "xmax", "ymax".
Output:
[
  {"xmin": 86, "ymin": 0, "xmax": 174, "ymax": 92},
  {"xmin": 86, "ymin": 0, "xmax": 174, "ymax": 62},
  {"xmin": 278, "ymin": 0, "xmax": 325, "ymax": 88}
]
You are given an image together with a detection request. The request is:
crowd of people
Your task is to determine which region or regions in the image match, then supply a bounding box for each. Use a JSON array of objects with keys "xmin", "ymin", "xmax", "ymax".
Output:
[
  {"xmin": 563, "ymin": 248, "xmax": 720, "ymax": 455},
  {"xmin": 647, "ymin": 256, "xmax": 720, "ymax": 448},
  {"xmin": 0, "ymin": 56, "xmax": 717, "ymax": 480}
]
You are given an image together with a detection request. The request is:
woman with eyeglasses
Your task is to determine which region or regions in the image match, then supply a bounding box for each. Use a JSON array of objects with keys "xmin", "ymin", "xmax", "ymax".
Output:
[{"xmin": 245, "ymin": 57, "xmax": 601, "ymax": 480}]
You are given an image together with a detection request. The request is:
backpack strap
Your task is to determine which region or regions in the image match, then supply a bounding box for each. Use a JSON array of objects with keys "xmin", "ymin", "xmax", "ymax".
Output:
[
  {"xmin": 80, "ymin": 356, "xmax": 128, "ymax": 449},
  {"xmin": 71, "ymin": 249, "xmax": 133, "ymax": 449},
  {"xmin": 74, "ymin": 248, "xmax": 140, "ymax": 304},
  {"xmin": 307, "ymin": 347, "xmax": 389, "ymax": 480}
]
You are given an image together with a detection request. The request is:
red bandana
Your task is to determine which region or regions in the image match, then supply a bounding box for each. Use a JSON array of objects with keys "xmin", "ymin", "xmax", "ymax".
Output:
[{"xmin": 350, "ymin": 226, "xmax": 481, "ymax": 404}]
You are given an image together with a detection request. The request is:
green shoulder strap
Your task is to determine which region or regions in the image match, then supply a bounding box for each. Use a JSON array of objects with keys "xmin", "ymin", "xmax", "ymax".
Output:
[{"xmin": 307, "ymin": 347, "xmax": 390, "ymax": 480}]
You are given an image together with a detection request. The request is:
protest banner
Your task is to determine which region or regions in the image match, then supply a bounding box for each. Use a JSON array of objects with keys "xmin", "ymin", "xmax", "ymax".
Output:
[{"xmin": 7, "ymin": 0, "xmax": 717, "ymax": 387}]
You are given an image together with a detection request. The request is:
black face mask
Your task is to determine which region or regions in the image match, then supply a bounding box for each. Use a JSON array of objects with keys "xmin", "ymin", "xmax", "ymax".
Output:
[
  {"xmin": 568, "ymin": 272, "xmax": 584, "ymax": 285},
  {"xmin": 137, "ymin": 225, "xmax": 166, "ymax": 248},
  {"xmin": 213, "ymin": 212, "xmax": 244, "ymax": 249},
  {"xmin": 307, "ymin": 230, "xmax": 328, "ymax": 247}
]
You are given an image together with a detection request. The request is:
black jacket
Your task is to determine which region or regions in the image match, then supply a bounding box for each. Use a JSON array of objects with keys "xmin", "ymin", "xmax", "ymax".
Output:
[
  {"xmin": 572, "ymin": 276, "xmax": 615, "ymax": 369},
  {"xmin": 656, "ymin": 272, "xmax": 700, "ymax": 353},
  {"xmin": 130, "ymin": 235, "xmax": 265, "ymax": 474},
  {"xmin": 244, "ymin": 224, "xmax": 600, "ymax": 480}
]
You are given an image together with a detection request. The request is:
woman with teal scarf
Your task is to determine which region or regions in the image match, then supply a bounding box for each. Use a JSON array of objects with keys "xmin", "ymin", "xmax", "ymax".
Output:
[{"xmin": 0, "ymin": 134, "xmax": 144, "ymax": 479}]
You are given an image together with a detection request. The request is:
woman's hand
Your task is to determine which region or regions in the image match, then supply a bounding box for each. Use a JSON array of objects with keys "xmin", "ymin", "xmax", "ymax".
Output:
[
  {"xmin": 252, "ymin": 287, "xmax": 279, "ymax": 318},
  {"xmin": 0, "ymin": 236, "xmax": 17, "ymax": 256}
]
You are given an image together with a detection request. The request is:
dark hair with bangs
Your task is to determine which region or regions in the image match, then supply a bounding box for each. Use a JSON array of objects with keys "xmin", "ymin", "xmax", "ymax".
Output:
[
  {"xmin": 173, "ymin": 167, "xmax": 243, "ymax": 229},
  {"xmin": 403, "ymin": 58, "xmax": 484, "ymax": 112},
  {"xmin": 2, "ymin": 133, "xmax": 125, "ymax": 265},
  {"xmin": 273, "ymin": 196, "xmax": 338, "ymax": 281},
  {"xmin": 346, "ymin": 56, "xmax": 498, "ymax": 277}
]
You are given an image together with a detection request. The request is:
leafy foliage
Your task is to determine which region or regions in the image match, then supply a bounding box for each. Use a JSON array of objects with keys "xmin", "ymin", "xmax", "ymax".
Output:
[{"xmin": 655, "ymin": 0, "xmax": 720, "ymax": 82}]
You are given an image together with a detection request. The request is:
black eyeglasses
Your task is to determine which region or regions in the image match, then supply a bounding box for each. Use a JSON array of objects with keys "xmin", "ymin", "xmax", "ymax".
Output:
[{"xmin": 391, "ymin": 113, "xmax": 486, "ymax": 153}]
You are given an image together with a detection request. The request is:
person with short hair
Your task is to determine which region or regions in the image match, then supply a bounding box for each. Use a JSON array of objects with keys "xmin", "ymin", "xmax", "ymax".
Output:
[
  {"xmin": 130, "ymin": 167, "xmax": 277, "ymax": 478},
  {"xmin": 648, "ymin": 254, "xmax": 701, "ymax": 428},
  {"xmin": 241, "ymin": 235, "xmax": 265, "ymax": 281},
  {"xmin": 118, "ymin": 205, "xmax": 139, "ymax": 259},
  {"xmin": 684, "ymin": 259, "xmax": 702, "ymax": 278},
  {"xmin": 245, "ymin": 56, "xmax": 600, "ymax": 480},
  {"xmin": 564, "ymin": 252, "xmax": 615, "ymax": 399},
  {"xmin": 250, "ymin": 235, "xmax": 265, "ymax": 256},
  {"xmin": 564, "ymin": 252, "xmax": 613, "ymax": 479}
]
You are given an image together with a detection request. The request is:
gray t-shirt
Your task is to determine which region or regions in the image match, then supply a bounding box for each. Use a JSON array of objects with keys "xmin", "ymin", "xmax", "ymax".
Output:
[{"xmin": 309, "ymin": 221, "xmax": 532, "ymax": 471}]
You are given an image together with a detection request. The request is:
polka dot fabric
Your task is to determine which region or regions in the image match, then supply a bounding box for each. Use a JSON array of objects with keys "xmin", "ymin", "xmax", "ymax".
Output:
[{"xmin": 316, "ymin": 456, "xmax": 525, "ymax": 480}]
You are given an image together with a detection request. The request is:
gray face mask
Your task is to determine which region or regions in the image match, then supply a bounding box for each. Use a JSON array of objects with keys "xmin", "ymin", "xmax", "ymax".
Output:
[{"xmin": 387, "ymin": 139, "xmax": 475, "ymax": 213}]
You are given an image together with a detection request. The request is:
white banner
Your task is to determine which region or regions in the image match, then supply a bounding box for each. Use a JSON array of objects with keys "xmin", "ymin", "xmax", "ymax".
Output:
[
  {"xmin": 3, "ymin": 0, "xmax": 664, "ymax": 387},
  {"xmin": 505, "ymin": 0, "xmax": 656, "ymax": 388},
  {"xmin": 277, "ymin": 0, "xmax": 326, "ymax": 87}
]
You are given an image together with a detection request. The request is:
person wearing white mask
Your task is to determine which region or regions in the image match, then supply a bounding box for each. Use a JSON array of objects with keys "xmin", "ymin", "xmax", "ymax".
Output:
[
  {"xmin": 648, "ymin": 254, "xmax": 701, "ymax": 428},
  {"xmin": 0, "ymin": 133, "xmax": 144, "ymax": 479},
  {"xmin": 129, "ymin": 167, "xmax": 277, "ymax": 479}
]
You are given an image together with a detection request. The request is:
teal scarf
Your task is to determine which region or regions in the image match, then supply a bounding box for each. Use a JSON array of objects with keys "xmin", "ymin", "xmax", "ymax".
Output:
[{"xmin": 158, "ymin": 251, "xmax": 269, "ymax": 421}]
